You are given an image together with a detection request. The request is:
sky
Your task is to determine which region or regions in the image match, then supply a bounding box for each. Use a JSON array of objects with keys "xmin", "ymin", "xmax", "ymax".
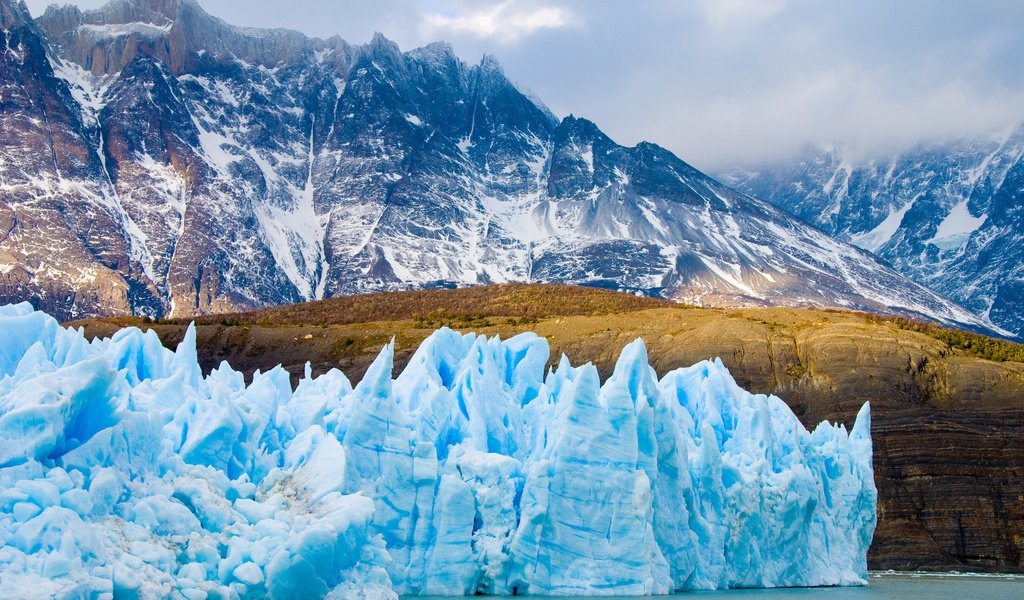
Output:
[{"xmin": 23, "ymin": 0, "xmax": 1024, "ymax": 171}]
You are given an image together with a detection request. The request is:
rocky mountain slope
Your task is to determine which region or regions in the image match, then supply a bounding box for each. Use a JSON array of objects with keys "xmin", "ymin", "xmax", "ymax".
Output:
[
  {"xmin": 723, "ymin": 125, "xmax": 1024, "ymax": 337},
  {"xmin": 0, "ymin": 0, "xmax": 1001, "ymax": 335},
  {"xmin": 72, "ymin": 284, "xmax": 1024, "ymax": 573}
]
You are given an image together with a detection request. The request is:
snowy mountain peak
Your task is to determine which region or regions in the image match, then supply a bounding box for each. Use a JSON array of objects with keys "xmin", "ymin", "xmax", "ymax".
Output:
[
  {"xmin": 479, "ymin": 52, "xmax": 503, "ymax": 72},
  {"xmin": 408, "ymin": 40, "xmax": 457, "ymax": 63},
  {"xmin": 724, "ymin": 121, "xmax": 1024, "ymax": 336},
  {"xmin": 557, "ymin": 114, "xmax": 601, "ymax": 136},
  {"xmin": 40, "ymin": 0, "xmax": 183, "ymax": 30},
  {"xmin": 37, "ymin": 0, "xmax": 323, "ymax": 75},
  {"xmin": 362, "ymin": 31, "xmax": 402, "ymax": 60},
  {"xmin": 0, "ymin": 0, "xmax": 1005, "ymax": 337}
]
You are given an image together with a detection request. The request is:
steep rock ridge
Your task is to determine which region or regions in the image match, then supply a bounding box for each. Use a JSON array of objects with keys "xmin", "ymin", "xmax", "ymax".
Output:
[
  {"xmin": 36, "ymin": 0, "xmax": 349, "ymax": 76},
  {"xmin": 723, "ymin": 124, "xmax": 1024, "ymax": 336},
  {"xmin": 0, "ymin": 0, "xmax": 161, "ymax": 318},
  {"xmin": 0, "ymin": 0, "xmax": 1001, "ymax": 335}
]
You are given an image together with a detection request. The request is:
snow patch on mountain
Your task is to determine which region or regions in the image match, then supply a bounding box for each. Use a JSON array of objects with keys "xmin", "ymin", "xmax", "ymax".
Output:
[
  {"xmin": 850, "ymin": 200, "xmax": 914, "ymax": 253},
  {"xmin": 927, "ymin": 200, "xmax": 987, "ymax": 251},
  {"xmin": 78, "ymin": 21, "xmax": 173, "ymax": 39},
  {"xmin": 724, "ymin": 125, "xmax": 1024, "ymax": 336}
]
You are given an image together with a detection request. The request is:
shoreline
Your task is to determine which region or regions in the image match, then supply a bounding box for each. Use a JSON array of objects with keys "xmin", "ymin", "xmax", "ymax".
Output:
[{"xmin": 870, "ymin": 570, "xmax": 1024, "ymax": 580}]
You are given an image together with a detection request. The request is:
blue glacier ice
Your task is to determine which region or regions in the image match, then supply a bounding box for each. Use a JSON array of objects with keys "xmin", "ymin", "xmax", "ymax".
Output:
[{"xmin": 0, "ymin": 303, "xmax": 876, "ymax": 598}]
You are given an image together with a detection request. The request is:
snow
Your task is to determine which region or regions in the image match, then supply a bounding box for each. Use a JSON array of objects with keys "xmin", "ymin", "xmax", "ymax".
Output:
[
  {"xmin": 46, "ymin": 58, "xmax": 158, "ymax": 282},
  {"xmin": 253, "ymin": 119, "xmax": 328, "ymax": 301},
  {"xmin": 927, "ymin": 200, "xmax": 987, "ymax": 252},
  {"xmin": 192, "ymin": 119, "xmax": 242, "ymax": 175},
  {"xmin": 581, "ymin": 145, "xmax": 594, "ymax": 175},
  {"xmin": 699, "ymin": 255, "xmax": 762, "ymax": 299},
  {"xmin": 822, "ymin": 162, "xmax": 852, "ymax": 216},
  {"xmin": 133, "ymin": 153, "xmax": 187, "ymax": 218},
  {"xmin": 0, "ymin": 304, "xmax": 876, "ymax": 597},
  {"xmin": 850, "ymin": 200, "xmax": 914, "ymax": 253},
  {"xmin": 78, "ymin": 22, "xmax": 174, "ymax": 39},
  {"xmin": 49, "ymin": 59, "xmax": 113, "ymax": 127}
]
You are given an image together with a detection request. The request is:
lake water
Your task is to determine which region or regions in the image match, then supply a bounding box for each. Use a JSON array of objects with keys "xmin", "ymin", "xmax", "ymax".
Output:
[
  {"xmin": 414, "ymin": 573, "xmax": 1024, "ymax": 599},
  {"xmin": 685, "ymin": 573, "xmax": 1024, "ymax": 599}
]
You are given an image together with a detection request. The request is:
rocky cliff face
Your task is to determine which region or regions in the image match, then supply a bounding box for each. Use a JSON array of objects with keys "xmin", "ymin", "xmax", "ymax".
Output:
[
  {"xmin": 0, "ymin": 0, "xmax": 160, "ymax": 317},
  {"xmin": 722, "ymin": 125, "xmax": 1024, "ymax": 337},
  {"xmin": 36, "ymin": 0, "xmax": 340, "ymax": 76},
  {"xmin": 0, "ymin": 0, "xmax": 1001, "ymax": 336}
]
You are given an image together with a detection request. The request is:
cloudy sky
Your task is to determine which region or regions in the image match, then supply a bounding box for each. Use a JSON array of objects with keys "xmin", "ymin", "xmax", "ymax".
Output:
[{"xmin": 24, "ymin": 0, "xmax": 1024, "ymax": 171}]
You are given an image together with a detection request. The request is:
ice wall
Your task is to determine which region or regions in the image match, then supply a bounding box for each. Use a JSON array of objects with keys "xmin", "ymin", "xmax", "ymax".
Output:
[{"xmin": 0, "ymin": 304, "xmax": 876, "ymax": 598}]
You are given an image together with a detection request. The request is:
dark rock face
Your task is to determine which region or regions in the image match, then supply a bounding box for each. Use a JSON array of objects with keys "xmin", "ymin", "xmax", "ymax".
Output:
[
  {"xmin": 0, "ymin": 0, "xmax": 999, "ymax": 336},
  {"xmin": 0, "ymin": 0, "xmax": 157, "ymax": 319},
  {"xmin": 722, "ymin": 126, "xmax": 1024, "ymax": 337},
  {"xmin": 869, "ymin": 410, "xmax": 1024, "ymax": 570}
]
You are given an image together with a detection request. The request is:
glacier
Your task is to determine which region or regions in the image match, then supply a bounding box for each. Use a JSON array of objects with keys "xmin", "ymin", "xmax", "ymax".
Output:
[{"xmin": 0, "ymin": 303, "xmax": 876, "ymax": 598}]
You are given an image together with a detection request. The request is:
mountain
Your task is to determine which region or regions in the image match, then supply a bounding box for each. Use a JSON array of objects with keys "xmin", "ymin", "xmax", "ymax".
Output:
[
  {"xmin": 722, "ymin": 125, "xmax": 1024, "ymax": 336},
  {"xmin": 0, "ymin": 0, "xmax": 1001, "ymax": 335}
]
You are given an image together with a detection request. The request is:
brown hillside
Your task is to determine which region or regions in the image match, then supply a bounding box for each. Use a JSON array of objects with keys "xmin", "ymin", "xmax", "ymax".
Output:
[{"xmin": 69, "ymin": 284, "xmax": 1024, "ymax": 573}]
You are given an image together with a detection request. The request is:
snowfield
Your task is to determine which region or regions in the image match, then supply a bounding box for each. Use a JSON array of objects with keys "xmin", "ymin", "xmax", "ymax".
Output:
[{"xmin": 0, "ymin": 303, "xmax": 876, "ymax": 597}]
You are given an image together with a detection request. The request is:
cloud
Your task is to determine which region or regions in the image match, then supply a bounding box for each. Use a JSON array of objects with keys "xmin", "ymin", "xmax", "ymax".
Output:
[
  {"xmin": 699, "ymin": 0, "xmax": 787, "ymax": 28},
  {"xmin": 21, "ymin": 0, "xmax": 1024, "ymax": 171},
  {"xmin": 420, "ymin": 1, "xmax": 572, "ymax": 44}
]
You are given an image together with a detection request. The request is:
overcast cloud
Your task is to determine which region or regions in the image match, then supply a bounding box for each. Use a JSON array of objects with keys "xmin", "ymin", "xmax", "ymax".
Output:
[{"xmin": 24, "ymin": 0, "xmax": 1024, "ymax": 170}]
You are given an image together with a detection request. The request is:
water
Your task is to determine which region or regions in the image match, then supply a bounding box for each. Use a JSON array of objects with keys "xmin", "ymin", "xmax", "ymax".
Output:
[
  {"xmin": 414, "ymin": 574, "xmax": 1024, "ymax": 599},
  {"xmin": 684, "ymin": 573, "xmax": 1024, "ymax": 599}
]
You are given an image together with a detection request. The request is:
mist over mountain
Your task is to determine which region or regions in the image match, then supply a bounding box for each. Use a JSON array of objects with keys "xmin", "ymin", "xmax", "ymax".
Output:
[{"xmin": 724, "ymin": 124, "xmax": 1024, "ymax": 337}]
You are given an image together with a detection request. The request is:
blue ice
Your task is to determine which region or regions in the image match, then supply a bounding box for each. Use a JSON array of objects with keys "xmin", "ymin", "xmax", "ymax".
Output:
[{"xmin": 0, "ymin": 304, "xmax": 875, "ymax": 597}]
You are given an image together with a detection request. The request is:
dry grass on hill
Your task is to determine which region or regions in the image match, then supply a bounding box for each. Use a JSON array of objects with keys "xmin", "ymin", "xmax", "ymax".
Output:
[{"xmin": 183, "ymin": 283, "xmax": 677, "ymax": 327}]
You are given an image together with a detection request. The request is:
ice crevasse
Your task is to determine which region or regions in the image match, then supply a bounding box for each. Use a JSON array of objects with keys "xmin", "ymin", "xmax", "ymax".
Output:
[{"xmin": 0, "ymin": 303, "xmax": 876, "ymax": 598}]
